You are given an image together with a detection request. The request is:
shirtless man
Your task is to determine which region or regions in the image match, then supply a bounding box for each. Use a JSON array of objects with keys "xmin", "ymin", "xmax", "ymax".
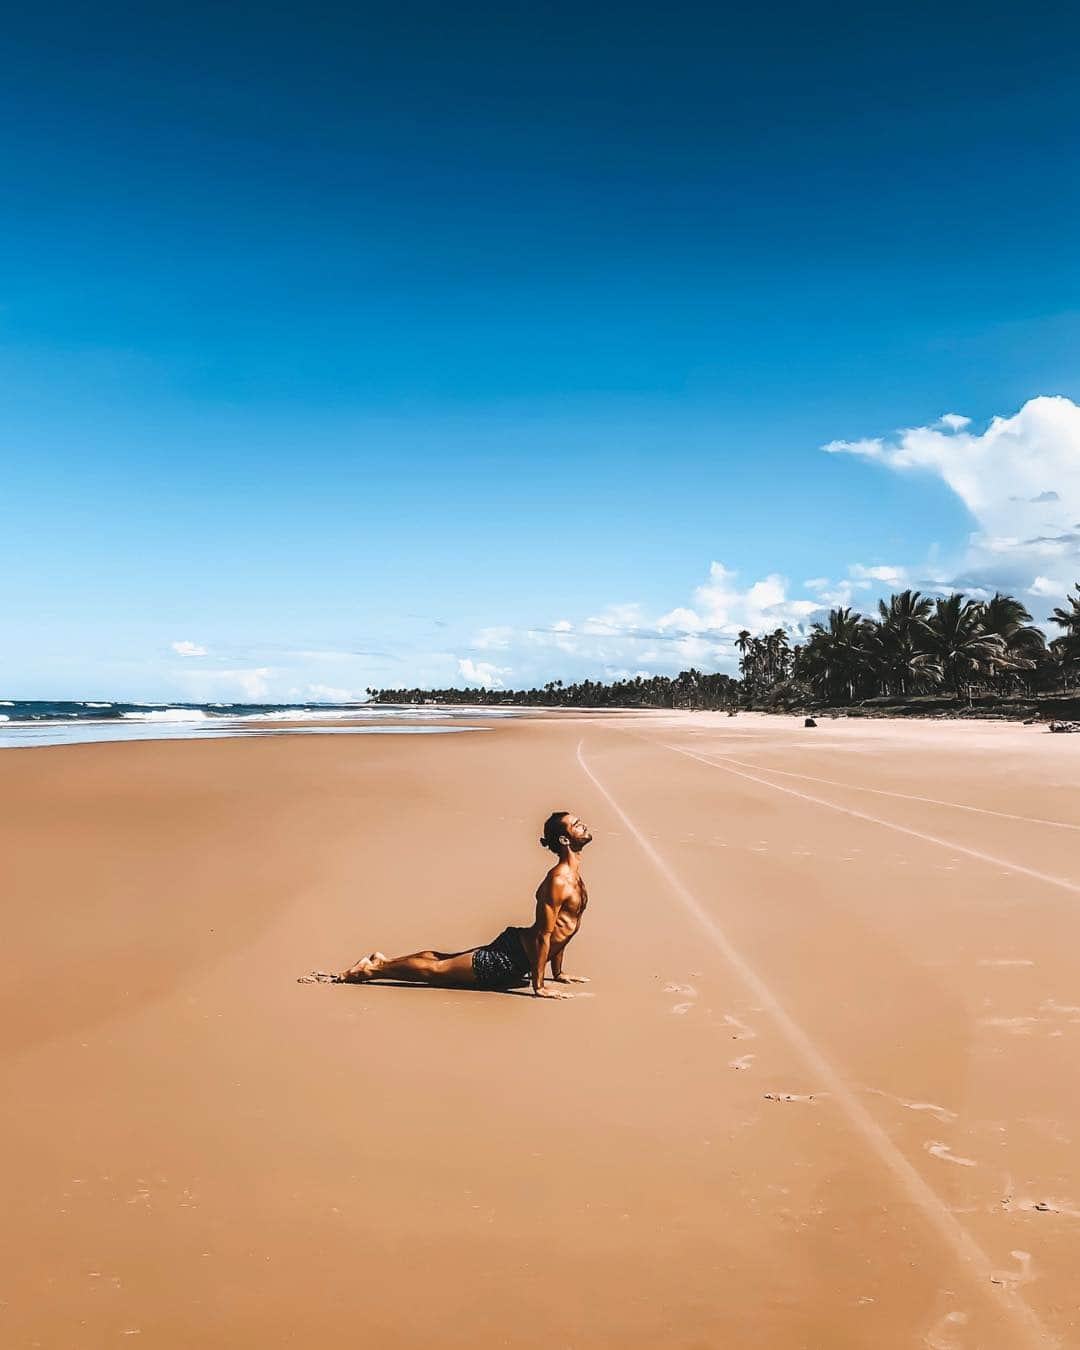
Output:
[{"xmin": 323, "ymin": 811, "xmax": 592, "ymax": 998}]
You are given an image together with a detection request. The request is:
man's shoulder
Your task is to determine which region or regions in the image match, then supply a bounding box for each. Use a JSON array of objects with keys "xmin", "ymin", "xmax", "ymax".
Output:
[
  {"xmin": 547, "ymin": 863, "xmax": 577, "ymax": 893},
  {"xmin": 538, "ymin": 861, "xmax": 567, "ymax": 887}
]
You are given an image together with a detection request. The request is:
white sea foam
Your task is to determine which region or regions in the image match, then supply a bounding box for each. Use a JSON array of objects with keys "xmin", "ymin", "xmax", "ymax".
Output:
[
  {"xmin": 120, "ymin": 708, "xmax": 212, "ymax": 723},
  {"xmin": 82, "ymin": 702, "xmax": 112, "ymax": 708},
  {"xmin": 0, "ymin": 701, "xmax": 13, "ymax": 706},
  {"xmin": 0, "ymin": 715, "xmax": 8, "ymax": 721},
  {"xmin": 0, "ymin": 722, "xmax": 482, "ymax": 749},
  {"xmin": 244, "ymin": 707, "xmax": 370, "ymax": 721}
]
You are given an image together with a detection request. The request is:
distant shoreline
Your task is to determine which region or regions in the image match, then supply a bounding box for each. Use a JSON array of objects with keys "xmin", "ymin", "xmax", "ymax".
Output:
[{"xmin": 0, "ymin": 700, "xmax": 512, "ymax": 749}]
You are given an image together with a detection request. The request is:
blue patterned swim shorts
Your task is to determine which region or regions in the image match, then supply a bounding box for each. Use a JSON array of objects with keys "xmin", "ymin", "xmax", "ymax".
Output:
[{"xmin": 472, "ymin": 927, "xmax": 531, "ymax": 989}]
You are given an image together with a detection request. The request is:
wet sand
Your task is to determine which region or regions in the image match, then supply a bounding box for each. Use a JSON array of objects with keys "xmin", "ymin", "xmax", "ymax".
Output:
[{"xmin": 3, "ymin": 712, "xmax": 1080, "ymax": 1348}]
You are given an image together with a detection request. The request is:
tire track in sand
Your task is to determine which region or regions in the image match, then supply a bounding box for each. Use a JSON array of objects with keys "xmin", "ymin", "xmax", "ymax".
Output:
[
  {"xmin": 575, "ymin": 737, "xmax": 1055, "ymax": 1349},
  {"xmin": 679, "ymin": 753, "xmax": 1080, "ymax": 835},
  {"xmin": 660, "ymin": 742, "xmax": 1080, "ymax": 898}
]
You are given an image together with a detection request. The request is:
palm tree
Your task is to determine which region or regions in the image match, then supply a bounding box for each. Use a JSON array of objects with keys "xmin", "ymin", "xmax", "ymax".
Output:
[
  {"xmin": 871, "ymin": 589, "xmax": 935, "ymax": 695},
  {"xmin": 675, "ymin": 667, "xmax": 702, "ymax": 709},
  {"xmin": 1049, "ymin": 586, "xmax": 1080, "ymax": 690},
  {"xmin": 922, "ymin": 594, "xmax": 1006, "ymax": 697},
  {"xmin": 1048, "ymin": 640, "xmax": 1075, "ymax": 693},
  {"xmin": 737, "ymin": 633, "xmax": 772, "ymax": 690},
  {"xmin": 768, "ymin": 627, "xmax": 790, "ymax": 684},
  {"xmin": 803, "ymin": 607, "xmax": 873, "ymax": 702},
  {"xmin": 1049, "ymin": 586, "xmax": 1080, "ymax": 640},
  {"xmin": 977, "ymin": 592, "xmax": 1045, "ymax": 691},
  {"xmin": 735, "ymin": 630, "xmax": 754, "ymax": 684}
]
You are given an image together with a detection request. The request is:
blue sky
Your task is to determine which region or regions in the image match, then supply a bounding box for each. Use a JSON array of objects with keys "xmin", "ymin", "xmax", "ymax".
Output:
[{"xmin": 3, "ymin": 1, "xmax": 1080, "ymax": 698}]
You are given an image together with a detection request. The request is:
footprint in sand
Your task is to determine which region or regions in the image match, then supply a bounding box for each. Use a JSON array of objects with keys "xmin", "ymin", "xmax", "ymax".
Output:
[
  {"xmin": 863, "ymin": 1088, "xmax": 957, "ymax": 1125},
  {"xmin": 723, "ymin": 1014, "xmax": 756, "ymax": 1040},
  {"xmin": 764, "ymin": 1092, "xmax": 816, "ymax": 1104},
  {"xmin": 925, "ymin": 1141, "xmax": 977, "ymax": 1167},
  {"xmin": 663, "ymin": 982, "xmax": 697, "ymax": 1016},
  {"xmin": 978, "ymin": 958, "xmax": 1035, "ymax": 968},
  {"xmin": 925, "ymin": 1310, "xmax": 969, "ymax": 1349},
  {"xmin": 901, "ymin": 1100, "xmax": 958, "ymax": 1125},
  {"xmin": 729, "ymin": 1054, "xmax": 755, "ymax": 1071},
  {"xmin": 1025, "ymin": 1199, "xmax": 1080, "ymax": 1218},
  {"xmin": 1002, "ymin": 1188, "xmax": 1080, "ymax": 1219},
  {"xmin": 990, "ymin": 1250, "xmax": 1034, "ymax": 1288},
  {"xmin": 980, "ymin": 1015, "xmax": 1039, "ymax": 1035}
]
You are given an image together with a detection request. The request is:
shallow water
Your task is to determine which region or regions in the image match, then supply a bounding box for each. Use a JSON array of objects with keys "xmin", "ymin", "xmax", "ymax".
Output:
[{"xmin": 0, "ymin": 720, "xmax": 486, "ymax": 749}]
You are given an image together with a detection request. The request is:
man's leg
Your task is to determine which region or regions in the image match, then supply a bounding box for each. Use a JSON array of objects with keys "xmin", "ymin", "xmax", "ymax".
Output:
[{"xmin": 339, "ymin": 949, "xmax": 479, "ymax": 987}]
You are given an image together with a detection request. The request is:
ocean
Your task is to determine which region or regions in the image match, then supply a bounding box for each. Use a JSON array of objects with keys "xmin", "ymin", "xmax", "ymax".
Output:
[{"xmin": 0, "ymin": 701, "xmax": 507, "ymax": 749}]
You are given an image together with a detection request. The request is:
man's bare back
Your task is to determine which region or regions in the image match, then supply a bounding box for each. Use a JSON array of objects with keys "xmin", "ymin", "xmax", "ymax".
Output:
[{"xmin": 303, "ymin": 811, "xmax": 593, "ymax": 997}]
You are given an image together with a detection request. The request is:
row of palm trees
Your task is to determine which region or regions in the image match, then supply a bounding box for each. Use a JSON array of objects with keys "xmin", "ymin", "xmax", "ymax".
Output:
[
  {"xmin": 370, "ymin": 585, "xmax": 1080, "ymax": 711},
  {"xmin": 741, "ymin": 586, "xmax": 1080, "ymax": 704},
  {"xmin": 367, "ymin": 670, "xmax": 740, "ymax": 710}
]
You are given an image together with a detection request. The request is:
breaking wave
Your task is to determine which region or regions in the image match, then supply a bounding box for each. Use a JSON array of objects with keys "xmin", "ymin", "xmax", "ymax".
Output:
[{"xmin": 120, "ymin": 708, "xmax": 213, "ymax": 723}]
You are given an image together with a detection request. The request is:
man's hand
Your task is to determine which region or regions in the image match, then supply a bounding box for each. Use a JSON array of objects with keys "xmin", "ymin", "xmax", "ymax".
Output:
[
  {"xmin": 533, "ymin": 986, "xmax": 573, "ymax": 999},
  {"xmin": 552, "ymin": 974, "xmax": 590, "ymax": 984}
]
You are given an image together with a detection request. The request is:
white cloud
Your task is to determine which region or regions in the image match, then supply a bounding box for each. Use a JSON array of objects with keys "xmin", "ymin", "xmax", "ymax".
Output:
[
  {"xmin": 581, "ymin": 603, "xmax": 645, "ymax": 636},
  {"xmin": 457, "ymin": 658, "xmax": 510, "ymax": 689},
  {"xmin": 171, "ymin": 640, "xmax": 207, "ymax": 657},
  {"xmin": 824, "ymin": 395, "xmax": 1080, "ymax": 603},
  {"xmin": 850, "ymin": 563, "xmax": 907, "ymax": 586},
  {"xmin": 305, "ymin": 683, "xmax": 368, "ymax": 703},
  {"xmin": 228, "ymin": 668, "xmax": 271, "ymax": 700},
  {"xmin": 656, "ymin": 606, "xmax": 705, "ymax": 633},
  {"xmin": 180, "ymin": 667, "xmax": 272, "ymax": 700},
  {"xmin": 465, "ymin": 562, "xmax": 855, "ymax": 684},
  {"xmin": 793, "ymin": 562, "xmax": 904, "ymax": 609},
  {"xmin": 472, "ymin": 626, "xmax": 513, "ymax": 651},
  {"xmin": 680, "ymin": 562, "xmax": 822, "ymax": 633}
]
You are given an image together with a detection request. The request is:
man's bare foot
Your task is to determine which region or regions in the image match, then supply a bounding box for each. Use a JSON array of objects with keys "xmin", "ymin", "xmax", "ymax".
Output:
[
  {"xmin": 339, "ymin": 952, "xmax": 386, "ymax": 983},
  {"xmin": 534, "ymin": 987, "xmax": 574, "ymax": 999}
]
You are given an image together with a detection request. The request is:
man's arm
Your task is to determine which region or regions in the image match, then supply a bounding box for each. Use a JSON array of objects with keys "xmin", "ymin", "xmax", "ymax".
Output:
[
  {"xmin": 531, "ymin": 881, "xmax": 569, "ymax": 998},
  {"xmin": 550, "ymin": 935, "xmax": 589, "ymax": 984}
]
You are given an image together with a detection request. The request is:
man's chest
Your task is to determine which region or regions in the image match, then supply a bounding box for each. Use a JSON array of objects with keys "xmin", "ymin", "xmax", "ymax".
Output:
[{"xmin": 557, "ymin": 881, "xmax": 588, "ymax": 927}]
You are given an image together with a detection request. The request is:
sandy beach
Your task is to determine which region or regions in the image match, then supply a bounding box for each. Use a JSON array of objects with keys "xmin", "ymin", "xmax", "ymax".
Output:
[{"xmin": 4, "ymin": 712, "xmax": 1080, "ymax": 1348}]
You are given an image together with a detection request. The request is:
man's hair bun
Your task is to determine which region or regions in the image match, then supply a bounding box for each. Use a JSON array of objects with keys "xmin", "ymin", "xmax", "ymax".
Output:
[{"xmin": 540, "ymin": 810, "xmax": 571, "ymax": 854}]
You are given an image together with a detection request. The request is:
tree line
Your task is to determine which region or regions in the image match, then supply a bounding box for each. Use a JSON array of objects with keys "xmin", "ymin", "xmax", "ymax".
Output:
[
  {"xmin": 368, "ymin": 584, "xmax": 1080, "ymax": 710},
  {"xmin": 367, "ymin": 669, "xmax": 740, "ymax": 710},
  {"xmin": 739, "ymin": 586, "xmax": 1079, "ymax": 704}
]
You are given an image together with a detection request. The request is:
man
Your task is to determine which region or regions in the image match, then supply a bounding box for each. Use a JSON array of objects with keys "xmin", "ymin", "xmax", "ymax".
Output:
[{"xmin": 304, "ymin": 811, "xmax": 592, "ymax": 998}]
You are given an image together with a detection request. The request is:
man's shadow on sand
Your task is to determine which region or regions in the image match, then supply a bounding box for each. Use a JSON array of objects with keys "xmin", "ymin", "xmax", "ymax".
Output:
[
  {"xmin": 298, "ymin": 972, "xmax": 549, "ymax": 997},
  {"xmin": 349, "ymin": 980, "xmax": 538, "ymax": 997}
]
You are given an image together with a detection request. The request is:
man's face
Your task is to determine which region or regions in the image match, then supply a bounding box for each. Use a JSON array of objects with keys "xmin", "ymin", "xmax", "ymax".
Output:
[{"xmin": 562, "ymin": 814, "xmax": 592, "ymax": 851}]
